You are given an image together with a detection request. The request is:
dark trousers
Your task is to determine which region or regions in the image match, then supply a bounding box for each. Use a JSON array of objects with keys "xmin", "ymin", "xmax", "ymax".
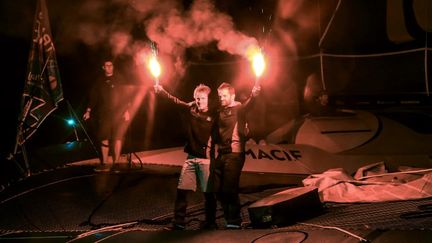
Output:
[
  {"xmin": 174, "ymin": 189, "xmax": 218, "ymax": 225},
  {"xmin": 204, "ymin": 192, "xmax": 216, "ymax": 223},
  {"xmin": 208, "ymin": 152, "xmax": 245, "ymax": 225},
  {"xmin": 173, "ymin": 189, "xmax": 188, "ymax": 225}
]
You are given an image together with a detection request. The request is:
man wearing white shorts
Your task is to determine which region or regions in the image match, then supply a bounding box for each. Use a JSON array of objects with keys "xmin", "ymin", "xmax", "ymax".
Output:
[{"xmin": 155, "ymin": 83, "xmax": 217, "ymax": 230}]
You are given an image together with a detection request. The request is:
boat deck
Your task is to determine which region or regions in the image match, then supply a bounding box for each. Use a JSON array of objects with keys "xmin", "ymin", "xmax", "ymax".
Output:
[{"xmin": 0, "ymin": 163, "xmax": 431, "ymax": 242}]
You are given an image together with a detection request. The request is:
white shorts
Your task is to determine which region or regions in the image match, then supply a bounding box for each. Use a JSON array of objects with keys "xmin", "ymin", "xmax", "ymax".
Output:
[{"xmin": 177, "ymin": 157, "xmax": 211, "ymax": 192}]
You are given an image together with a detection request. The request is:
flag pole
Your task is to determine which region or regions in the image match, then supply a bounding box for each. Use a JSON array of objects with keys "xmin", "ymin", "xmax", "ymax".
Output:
[
  {"xmin": 12, "ymin": 128, "xmax": 32, "ymax": 177},
  {"xmin": 20, "ymin": 142, "xmax": 31, "ymax": 177},
  {"xmin": 14, "ymin": 99, "xmax": 33, "ymax": 155},
  {"xmin": 13, "ymin": 99, "xmax": 33, "ymax": 176},
  {"xmin": 10, "ymin": 138, "xmax": 29, "ymax": 177}
]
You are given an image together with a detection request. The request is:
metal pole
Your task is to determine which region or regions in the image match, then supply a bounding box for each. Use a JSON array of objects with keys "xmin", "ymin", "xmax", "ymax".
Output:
[{"xmin": 66, "ymin": 100, "xmax": 99, "ymax": 158}]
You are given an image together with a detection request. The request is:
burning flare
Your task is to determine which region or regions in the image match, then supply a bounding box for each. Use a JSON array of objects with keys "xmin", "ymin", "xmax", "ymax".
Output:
[
  {"xmin": 148, "ymin": 56, "xmax": 161, "ymax": 79},
  {"xmin": 246, "ymin": 45, "xmax": 266, "ymax": 78}
]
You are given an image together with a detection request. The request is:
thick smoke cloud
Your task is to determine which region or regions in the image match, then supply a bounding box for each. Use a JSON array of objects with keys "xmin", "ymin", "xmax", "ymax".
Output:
[
  {"xmin": 143, "ymin": 0, "xmax": 257, "ymax": 57},
  {"xmin": 59, "ymin": 0, "xmax": 263, "ymax": 82},
  {"xmin": 52, "ymin": 0, "xmax": 318, "ymax": 82},
  {"xmin": 135, "ymin": 0, "xmax": 259, "ymax": 82}
]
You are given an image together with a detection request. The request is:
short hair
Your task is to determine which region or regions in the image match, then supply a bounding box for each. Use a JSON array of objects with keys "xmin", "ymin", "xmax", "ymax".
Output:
[
  {"xmin": 217, "ymin": 82, "xmax": 235, "ymax": 95},
  {"xmin": 102, "ymin": 54, "xmax": 114, "ymax": 64},
  {"xmin": 194, "ymin": 84, "xmax": 211, "ymax": 97}
]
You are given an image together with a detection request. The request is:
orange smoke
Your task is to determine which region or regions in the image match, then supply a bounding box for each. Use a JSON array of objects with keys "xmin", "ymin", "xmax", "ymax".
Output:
[{"xmin": 143, "ymin": 0, "xmax": 260, "ymax": 81}]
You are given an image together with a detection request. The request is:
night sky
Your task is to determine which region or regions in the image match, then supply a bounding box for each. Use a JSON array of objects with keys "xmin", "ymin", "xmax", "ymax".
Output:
[{"xmin": 0, "ymin": 0, "xmax": 430, "ymax": 159}]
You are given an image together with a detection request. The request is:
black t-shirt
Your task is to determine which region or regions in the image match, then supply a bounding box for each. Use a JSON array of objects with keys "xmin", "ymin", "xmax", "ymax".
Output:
[{"xmin": 88, "ymin": 73, "xmax": 128, "ymax": 121}]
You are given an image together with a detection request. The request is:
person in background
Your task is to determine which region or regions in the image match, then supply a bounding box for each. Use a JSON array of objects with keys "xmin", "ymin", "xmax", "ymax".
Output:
[
  {"xmin": 208, "ymin": 82, "xmax": 260, "ymax": 229},
  {"xmin": 83, "ymin": 59, "xmax": 131, "ymax": 172},
  {"xmin": 154, "ymin": 83, "xmax": 217, "ymax": 230}
]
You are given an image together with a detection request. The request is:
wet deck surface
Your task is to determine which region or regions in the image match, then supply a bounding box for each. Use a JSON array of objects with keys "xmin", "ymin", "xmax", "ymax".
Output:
[{"xmin": 1, "ymin": 163, "xmax": 432, "ymax": 242}]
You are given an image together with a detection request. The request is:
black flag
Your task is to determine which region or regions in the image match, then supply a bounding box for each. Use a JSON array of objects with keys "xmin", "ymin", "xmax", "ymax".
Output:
[{"xmin": 15, "ymin": 0, "xmax": 63, "ymax": 149}]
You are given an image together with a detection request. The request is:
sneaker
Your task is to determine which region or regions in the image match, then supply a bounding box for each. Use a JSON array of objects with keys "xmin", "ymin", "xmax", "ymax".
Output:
[
  {"xmin": 110, "ymin": 164, "xmax": 122, "ymax": 173},
  {"xmin": 199, "ymin": 221, "xmax": 217, "ymax": 230},
  {"xmin": 225, "ymin": 224, "xmax": 241, "ymax": 229},
  {"xmin": 94, "ymin": 164, "xmax": 110, "ymax": 172},
  {"xmin": 164, "ymin": 223, "xmax": 185, "ymax": 230}
]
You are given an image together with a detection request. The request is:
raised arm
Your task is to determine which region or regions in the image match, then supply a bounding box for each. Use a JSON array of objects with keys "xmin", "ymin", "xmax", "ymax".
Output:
[
  {"xmin": 154, "ymin": 84, "xmax": 190, "ymax": 107},
  {"xmin": 241, "ymin": 85, "xmax": 261, "ymax": 111}
]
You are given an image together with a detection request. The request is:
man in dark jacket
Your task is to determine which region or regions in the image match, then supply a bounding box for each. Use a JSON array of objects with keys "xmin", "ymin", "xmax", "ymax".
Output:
[
  {"xmin": 154, "ymin": 83, "xmax": 217, "ymax": 230},
  {"xmin": 209, "ymin": 82, "xmax": 260, "ymax": 229}
]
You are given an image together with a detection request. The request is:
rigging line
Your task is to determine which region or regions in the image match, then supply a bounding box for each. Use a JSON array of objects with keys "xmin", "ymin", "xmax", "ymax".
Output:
[
  {"xmin": 425, "ymin": 47, "xmax": 429, "ymax": 96},
  {"xmin": 317, "ymin": 0, "xmax": 322, "ymax": 39},
  {"xmin": 0, "ymin": 174, "xmax": 93, "ymax": 205},
  {"xmin": 93, "ymin": 228, "xmax": 137, "ymax": 243},
  {"xmin": 189, "ymin": 44, "xmax": 431, "ymax": 66},
  {"xmin": 66, "ymin": 100, "xmax": 99, "ymax": 157},
  {"xmin": 298, "ymin": 222, "xmax": 368, "ymax": 242},
  {"xmin": 66, "ymin": 222, "xmax": 137, "ymax": 243},
  {"xmin": 318, "ymin": 0, "xmax": 343, "ymax": 47},
  {"xmin": 320, "ymin": 50, "xmax": 326, "ymax": 91},
  {"xmin": 424, "ymin": 3, "xmax": 429, "ymax": 96},
  {"xmin": 357, "ymin": 168, "xmax": 432, "ymax": 180},
  {"xmin": 0, "ymin": 230, "xmax": 24, "ymax": 237},
  {"xmin": 81, "ymin": 174, "xmax": 129, "ymax": 228},
  {"xmin": 80, "ymin": 173, "xmax": 153, "ymax": 228},
  {"xmin": 250, "ymin": 230, "xmax": 308, "ymax": 243},
  {"xmin": 40, "ymin": 50, "xmax": 53, "ymax": 77},
  {"xmin": 188, "ymin": 47, "xmax": 431, "ymax": 66},
  {"xmin": 317, "ymin": 0, "xmax": 326, "ymax": 91},
  {"xmin": 322, "ymin": 47, "xmax": 431, "ymax": 58}
]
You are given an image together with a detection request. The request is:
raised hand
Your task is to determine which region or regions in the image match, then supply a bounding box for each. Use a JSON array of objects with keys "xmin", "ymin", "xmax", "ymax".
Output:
[
  {"xmin": 252, "ymin": 85, "xmax": 261, "ymax": 97},
  {"xmin": 154, "ymin": 84, "xmax": 163, "ymax": 94}
]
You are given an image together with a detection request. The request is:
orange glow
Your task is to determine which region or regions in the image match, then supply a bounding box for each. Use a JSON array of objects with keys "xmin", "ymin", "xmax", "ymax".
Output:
[
  {"xmin": 253, "ymin": 52, "xmax": 265, "ymax": 77},
  {"xmin": 246, "ymin": 45, "xmax": 266, "ymax": 78},
  {"xmin": 148, "ymin": 56, "xmax": 161, "ymax": 79}
]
